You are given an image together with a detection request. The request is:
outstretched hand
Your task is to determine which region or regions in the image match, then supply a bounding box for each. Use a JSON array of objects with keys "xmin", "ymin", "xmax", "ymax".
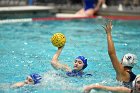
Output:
[{"xmin": 102, "ymin": 20, "xmax": 113, "ymax": 34}]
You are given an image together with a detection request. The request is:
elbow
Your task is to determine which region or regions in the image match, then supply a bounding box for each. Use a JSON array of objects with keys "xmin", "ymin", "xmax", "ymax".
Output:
[
  {"xmin": 51, "ymin": 60, "xmax": 59, "ymax": 70},
  {"xmin": 51, "ymin": 59, "xmax": 58, "ymax": 67},
  {"xmin": 51, "ymin": 60, "xmax": 56, "ymax": 66},
  {"xmin": 51, "ymin": 61, "xmax": 56, "ymax": 68}
]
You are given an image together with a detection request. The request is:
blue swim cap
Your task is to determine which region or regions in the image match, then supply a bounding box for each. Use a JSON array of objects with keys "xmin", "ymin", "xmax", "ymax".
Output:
[
  {"xmin": 76, "ymin": 56, "xmax": 87, "ymax": 70},
  {"xmin": 30, "ymin": 73, "xmax": 42, "ymax": 84}
]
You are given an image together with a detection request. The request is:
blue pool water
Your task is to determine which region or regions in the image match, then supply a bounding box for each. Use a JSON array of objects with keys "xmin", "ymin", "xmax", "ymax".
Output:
[{"xmin": 0, "ymin": 18, "xmax": 140, "ymax": 93}]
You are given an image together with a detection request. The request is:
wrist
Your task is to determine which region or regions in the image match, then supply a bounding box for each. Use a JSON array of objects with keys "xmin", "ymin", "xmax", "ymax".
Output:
[{"xmin": 106, "ymin": 32, "xmax": 111, "ymax": 35}]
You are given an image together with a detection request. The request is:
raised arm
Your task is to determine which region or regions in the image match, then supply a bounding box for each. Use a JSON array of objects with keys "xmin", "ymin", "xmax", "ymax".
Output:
[
  {"xmin": 103, "ymin": 21, "xmax": 124, "ymax": 76},
  {"xmin": 84, "ymin": 84, "xmax": 131, "ymax": 93},
  {"xmin": 51, "ymin": 47, "xmax": 71, "ymax": 72}
]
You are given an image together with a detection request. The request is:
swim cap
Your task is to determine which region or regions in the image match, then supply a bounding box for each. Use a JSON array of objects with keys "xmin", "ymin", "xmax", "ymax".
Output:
[
  {"xmin": 30, "ymin": 73, "xmax": 42, "ymax": 84},
  {"xmin": 121, "ymin": 53, "xmax": 137, "ymax": 68},
  {"xmin": 132, "ymin": 74, "xmax": 140, "ymax": 89},
  {"xmin": 76, "ymin": 56, "xmax": 87, "ymax": 70}
]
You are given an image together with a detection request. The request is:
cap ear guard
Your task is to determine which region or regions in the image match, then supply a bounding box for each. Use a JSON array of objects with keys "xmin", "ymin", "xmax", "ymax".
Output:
[
  {"xmin": 122, "ymin": 53, "xmax": 137, "ymax": 67},
  {"xmin": 76, "ymin": 56, "xmax": 88, "ymax": 70},
  {"xmin": 82, "ymin": 58, "xmax": 87, "ymax": 69}
]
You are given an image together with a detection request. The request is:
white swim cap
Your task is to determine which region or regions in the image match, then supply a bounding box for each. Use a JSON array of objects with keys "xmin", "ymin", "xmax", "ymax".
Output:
[
  {"xmin": 121, "ymin": 53, "xmax": 137, "ymax": 68},
  {"xmin": 132, "ymin": 74, "xmax": 140, "ymax": 89}
]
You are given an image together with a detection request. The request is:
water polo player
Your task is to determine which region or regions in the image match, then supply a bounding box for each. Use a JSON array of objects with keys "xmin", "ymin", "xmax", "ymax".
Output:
[
  {"xmin": 51, "ymin": 46, "xmax": 88, "ymax": 77},
  {"xmin": 84, "ymin": 74, "xmax": 140, "ymax": 93},
  {"xmin": 51, "ymin": 33, "xmax": 88, "ymax": 77},
  {"xmin": 11, "ymin": 73, "xmax": 42, "ymax": 88},
  {"xmin": 103, "ymin": 20, "xmax": 137, "ymax": 88}
]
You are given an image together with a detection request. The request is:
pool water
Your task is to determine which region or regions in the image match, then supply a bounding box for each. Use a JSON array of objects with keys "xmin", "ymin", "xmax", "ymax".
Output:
[{"xmin": 0, "ymin": 18, "xmax": 140, "ymax": 93}]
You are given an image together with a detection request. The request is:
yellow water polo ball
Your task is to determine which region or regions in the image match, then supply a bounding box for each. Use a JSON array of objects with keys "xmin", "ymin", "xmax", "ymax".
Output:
[{"xmin": 51, "ymin": 33, "xmax": 66, "ymax": 47}]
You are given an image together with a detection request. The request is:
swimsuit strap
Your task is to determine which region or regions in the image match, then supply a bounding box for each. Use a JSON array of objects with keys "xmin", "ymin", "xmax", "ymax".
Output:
[{"xmin": 127, "ymin": 71, "xmax": 136, "ymax": 82}]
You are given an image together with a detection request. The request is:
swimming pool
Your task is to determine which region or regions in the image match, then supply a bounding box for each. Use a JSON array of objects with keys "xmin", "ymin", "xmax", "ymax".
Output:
[{"xmin": 0, "ymin": 18, "xmax": 140, "ymax": 93}]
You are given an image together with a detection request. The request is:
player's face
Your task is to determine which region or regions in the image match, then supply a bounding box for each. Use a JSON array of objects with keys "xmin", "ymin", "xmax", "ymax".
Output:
[{"xmin": 74, "ymin": 59, "xmax": 84, "ymax": 71}]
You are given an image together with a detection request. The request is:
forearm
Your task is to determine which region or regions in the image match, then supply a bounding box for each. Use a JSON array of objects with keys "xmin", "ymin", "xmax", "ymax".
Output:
[
  {"xmin": 52, "ymin": 48, "xmax": 62, "ymax": 62},
  {"xmin": 11, "ymin": 82, "xmax": 25, "ymax": 88},
  {"xmin": 106, "ymin": 33, "xmax": 121, "ymax": 71},
  {"xmin": 92, "ymin": 85, "xmax": 129, "ymax": 92},
  {"xmin": 92, "ymin": 85, "xmax": 108, "ymax": 90},
  {"xmin": 51, "ymin": 47, "xmax": 63, "ymax": 67},
  {"xmin": 104, "ymin": 86, "xmax": 130, "ymax": 93},
  {"xmin": 51, "ymin": 47, "xmax": 71, "ymax": 71},
  {"xmin": 107, "ymin": 33, "xmax": 116, "ymax": 56}
]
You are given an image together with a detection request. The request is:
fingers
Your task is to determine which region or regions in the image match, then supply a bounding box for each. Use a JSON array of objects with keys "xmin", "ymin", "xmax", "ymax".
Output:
[
  {"xmin": 102, "ymin": 23, "xmax": 107, "ymax": 29},
  {"xmin": 111, "ymin": 25, "xmax": 113, "ymax": 29},
  {"xmin": 109, "ymin": 20, "xmax": 112, "ymax": 26},
  {"xmin": 105, "ymin": 23, "xmax": 108, "ymax": 28},
  {"xmin": 105, "ymin": 20, "xmax": 113, "ymax": 29},
  {"xmin": 58, "ymin": 45, "xmax": 65, "ymax": 49},
  {"xmin": 102, "ymin": 20, "xmax": 113, "ymax": 34},
  {"xmin": 107, "ymin": 20, "xmax": 112, "ymax": 27},
  {"xmin": 58, "ymin": 46, "xmax": 64, "ymax": 50}
]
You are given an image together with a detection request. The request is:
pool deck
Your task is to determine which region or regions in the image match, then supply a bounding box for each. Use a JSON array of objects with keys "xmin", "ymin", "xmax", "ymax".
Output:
[
  {"xmin": 0, "ymin": 6, "xmax": 54, "ymax": 12},
  {"xmin": 56, "ymin": 5, "xmax": 140, "ymax": 16},
  {"xmin": 0, "ymin": 5, "xmax": 140, "ymax": 19},
  {"xmin": 0, "ymin": 6, "xmax": 56, "ymax": 19}
]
